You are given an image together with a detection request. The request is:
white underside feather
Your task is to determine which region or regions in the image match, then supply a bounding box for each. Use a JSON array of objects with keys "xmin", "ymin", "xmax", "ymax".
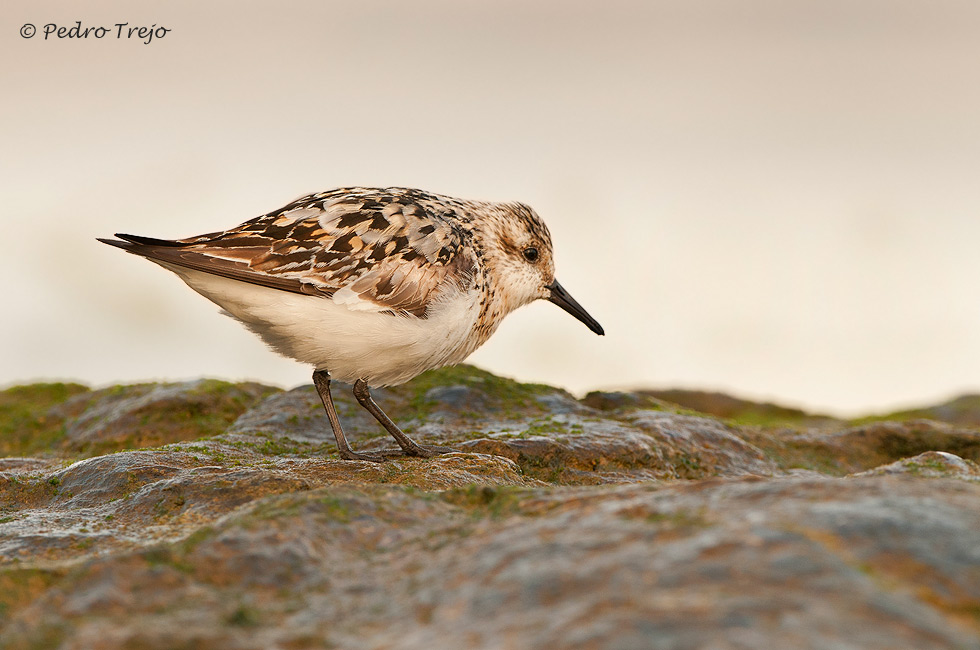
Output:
[{"xmin": 157, "ymin": 261, "xmax": 486, "ymax": 386}]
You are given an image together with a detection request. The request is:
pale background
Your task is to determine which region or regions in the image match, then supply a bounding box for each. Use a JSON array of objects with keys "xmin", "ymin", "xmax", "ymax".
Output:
[{"xmin": 3, "ymin": 0, "xmax": 979, "ymax": 416}]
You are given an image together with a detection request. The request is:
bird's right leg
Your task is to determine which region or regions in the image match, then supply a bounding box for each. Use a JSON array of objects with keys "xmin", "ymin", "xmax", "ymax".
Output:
[
  {"xmin": 352, "ymin": 379, "xmax": 454, "ymax": 458},
  {"xmin": 312, "ymin": 370, "xmax": 402, "ymax": 462}
]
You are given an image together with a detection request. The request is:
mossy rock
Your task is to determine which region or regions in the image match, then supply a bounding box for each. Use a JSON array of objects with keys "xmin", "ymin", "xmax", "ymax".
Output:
[{"xmin": 0, "ymin": 383, "xmax": 90, "ymax": 457}]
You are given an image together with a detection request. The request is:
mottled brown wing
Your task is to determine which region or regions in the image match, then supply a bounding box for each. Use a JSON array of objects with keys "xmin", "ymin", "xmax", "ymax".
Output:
[
  {"xmin": 99, "ymin": 236, "xmax": 321, "ymax": 296},
  {"xmin": 120, "ymin": 189, "xmax": 476, "ymax": 317}
]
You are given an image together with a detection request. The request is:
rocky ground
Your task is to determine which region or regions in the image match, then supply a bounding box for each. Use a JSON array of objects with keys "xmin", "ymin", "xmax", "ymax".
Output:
[{"xmin": 1, "ymin": 365, "xmax": 979, "ymax": 649}]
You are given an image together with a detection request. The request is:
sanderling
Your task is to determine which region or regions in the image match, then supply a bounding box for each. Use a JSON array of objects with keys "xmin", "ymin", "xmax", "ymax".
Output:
[{"xmin": 99, "ymin": 187, "xmax": 603, "ymax": 461}]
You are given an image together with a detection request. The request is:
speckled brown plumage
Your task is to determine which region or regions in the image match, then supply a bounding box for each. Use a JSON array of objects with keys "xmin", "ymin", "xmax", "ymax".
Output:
[{"xmin": 99, "ymin": 186, "xmax": 603, "ymax": 462}]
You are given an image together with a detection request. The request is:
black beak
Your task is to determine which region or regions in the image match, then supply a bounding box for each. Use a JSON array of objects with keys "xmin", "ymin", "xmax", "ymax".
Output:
[{"xmin": 547, "ymin": 280, "xmax": 604, "ymax": 336}]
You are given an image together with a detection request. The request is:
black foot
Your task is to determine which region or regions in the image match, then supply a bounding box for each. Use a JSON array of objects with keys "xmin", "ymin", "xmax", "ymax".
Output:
[
  {"xmin": 337, "ymin": 444, "xmax": 457, "ymax": 462},
  {"xmin": 337, "ymin": 447, "xmax": 405, "ymax": 463},
  {"xmin": 404, "ymin": 444, "xmax": 457, "ymax": 459}
]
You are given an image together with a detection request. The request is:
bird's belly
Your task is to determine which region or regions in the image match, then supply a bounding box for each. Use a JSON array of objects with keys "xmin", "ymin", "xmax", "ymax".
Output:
[{"xmin": 160, "ymin": 263, "xmax": 485, "ymax": 386}]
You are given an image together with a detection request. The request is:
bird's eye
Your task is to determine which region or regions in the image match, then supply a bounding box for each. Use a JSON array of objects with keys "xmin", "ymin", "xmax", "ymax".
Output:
[{"xmin": 522, "ymin": 246, "xmax": 539, "ymax": 263}]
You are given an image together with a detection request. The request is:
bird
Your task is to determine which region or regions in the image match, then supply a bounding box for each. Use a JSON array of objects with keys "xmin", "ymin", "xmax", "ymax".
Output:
[{"xmin": 99, "ymin": 186, "xmax": 604, "ymax": 461}]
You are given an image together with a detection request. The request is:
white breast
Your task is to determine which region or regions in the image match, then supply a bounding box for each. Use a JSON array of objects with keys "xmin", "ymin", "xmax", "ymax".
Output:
[{"xmin": 157, "ymin": 262, "xmax": 486, "ymax": 386}]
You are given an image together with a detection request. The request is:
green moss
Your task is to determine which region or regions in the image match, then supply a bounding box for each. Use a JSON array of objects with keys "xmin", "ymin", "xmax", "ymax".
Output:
[
  {"xmin": 908, "ymin": 456, "xmax": 946, "ymax": 473},
  {"xmin": 153, "ymin": 492, "xmax": 188, "ymax": 520},
  {"xmin": 227, "ymin": 604, "xmax": 262, "ymax": 627},
  {"xmin": 735, "ymin": 427, "xmax": 853, "ymax": 476},
  {"xmin": 114, "ymin": 397, "xmax": 225, "ymax": 443},
  {"xmin": 919, "ymin": 456, "xmax": 952, "ymax": 471},
  {"xmin": 202, "ymin": 449, "xmax": 228, "ymax": 464},
  {"xmin": 949, "ymin": 602, "xmax": 980, "ymax": 625},
  {"xmin": 73, "ymin": 381, "xmax": 278, "ymax": 457},
  {"xmin": 674, "ymin": 453, "xmax": 704, "ymax": 476},
  {"xmin": 246, "ymin": 490, "xmax": 369, "ymax": 524},
  {"xmin": 852, "ymin": 412, "xmax": 919, "ymax": 426},
  {"xmin": 221, "ymin": 430, "xmax": 335, "ymax": 459},
  {"xmin": 503, "ymin": 450, "xmax": 570, "ymax": 484},
  {"xmin": 143, "ymin": 546, "xmax": 194, "ymax": 574},
  {"xmin": 180, "ymin": 526, "xmax": 217, "ymax": 552},
  {"xmin": 878, "ymin": 430, "xmax": 980, "ymax": 464},
  {"xmin": 441, "ymin": 485, "xmax": 532, "ymax": 518},
  {"xmin": 0, "ymin": 382, "xmax": 89, "ymax": 457},
  {"xmin": 521, "ymin": 417, "xmax": 569, "ymax": 437},
  {"xmin": 315, "ymin": 494, "xmax": 354, "ymax": 522},
  {"xmin": 0, "ymin": 471, "xmax": 65, "ymax": 509},
  {"xmin": 251, "ymin": 497, "xmax": 304, "ymax": 521},
  {"xmin": 851, "ymin": 395, "xmax": 980, "ymax": 427},
  {"xmin": 392, "ymin": 365, "xmax": 555, "ymax": 420},
  {"xmin": 639, "ymin": 509, "xmax": 709, "ymax": 528},
  {"xmin": 581, "ymin": 391, "xmax": 667, "ymax": 412},
  {"xmin": 634, "ymin": 389, "xmax": 840, "ymax": 429},
  {"xmin": 897, "ymin": 454, "xmax": 977, "ymax": 477},
  {"xmin": 0, "ymin": 566, "xmax": 67, "ymax": 621}
]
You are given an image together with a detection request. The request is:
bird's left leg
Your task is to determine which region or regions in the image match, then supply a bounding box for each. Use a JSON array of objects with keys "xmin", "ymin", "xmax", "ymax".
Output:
[
  {"xmin": 313, "ymin": 370, "xmax": 401, "ymax": 462},
  {"xmin": 352, "ymin": 379, "xmax": 455, "ymax": 458}
]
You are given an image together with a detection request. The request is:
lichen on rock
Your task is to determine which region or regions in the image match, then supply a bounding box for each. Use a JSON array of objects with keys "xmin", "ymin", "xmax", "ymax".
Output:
[{"xmin": 2, "ymin": 365, "xmax": 980, "ymax": 648}]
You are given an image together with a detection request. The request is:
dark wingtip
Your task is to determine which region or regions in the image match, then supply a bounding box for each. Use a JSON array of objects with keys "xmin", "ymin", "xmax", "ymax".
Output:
[
  {"xmin": 113, "ymin": 233, "xmax": 181, "ymax": 247},
  {"xmin": 97, "ymin": 237, "xmax": 132, "ymax": 250},
  {"xmin": 99, "ymin": 233, "xmax": 185, "ymax": 255}
]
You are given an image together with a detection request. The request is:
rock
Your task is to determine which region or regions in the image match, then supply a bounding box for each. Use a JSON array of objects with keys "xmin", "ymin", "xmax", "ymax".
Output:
[
  {"xmin": 0, "ymin": 448, "xmax": 535, "ymax": 568},
  {"xmin": 2, "ymin": 365, "xmax": 980, "ymax": 648},
  {"xmin": 0, "ymin": 380, "xmax": 278, "ymax": 460},
  {"xmin": 829, "ymin": 420, "xmax": 980, "ymax": 465},
  {"xmin": 460, "ymin": 410, "xmax": 776, "ymax": 484},
  {"xmin": 864, "ymin": 394, "xmax": 980, "ymax": 427},
  {"xmin": 634, "ymin": 387, "xmax": 841, "ymax": 428},
  {"xmin": 58, "ymin": 380, "xmax": 279, "ymax": 455},
  {"xmin": 735, "ymin": 418, "xmax": 980, "ymax": 477},
  {"xmin": 0, "ymin": 383, "xmax": 89, "ymax": 457},
  {"xmin": 3, "ymin": 477, "xmax": 979, "ymax": 649},
  {"xmin": 854, "ymin": 451, "xmax": 980, "ymax": 481}
]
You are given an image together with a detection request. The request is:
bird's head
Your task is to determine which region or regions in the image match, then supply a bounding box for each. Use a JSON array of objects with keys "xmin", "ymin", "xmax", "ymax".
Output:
[{"xmin": 475, "ymin": 202, "xmax": 604, "ymax": 336}]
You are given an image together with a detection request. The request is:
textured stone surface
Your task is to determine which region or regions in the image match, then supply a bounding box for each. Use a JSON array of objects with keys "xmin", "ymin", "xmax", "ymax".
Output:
[
  {"xmin": 2, "ymin": 366, "xmax": 980, "ymax": 649},
  {"xmin": 854, "ymin": 450, "xmax": 980, "ymax": 481}
]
